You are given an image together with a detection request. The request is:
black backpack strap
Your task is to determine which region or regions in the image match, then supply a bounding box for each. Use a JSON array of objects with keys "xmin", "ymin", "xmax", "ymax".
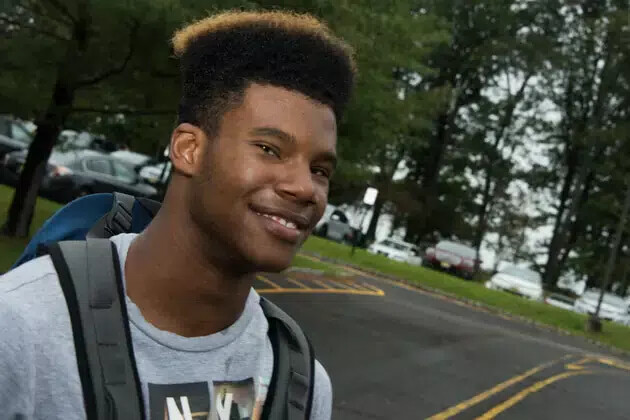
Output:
[
  {"xmin": 260, "ymin": 296, "xmax": 315, "ymax": 420},
  {"xmin": 48, "ymin": 239, "xmax": 145, "ymax": 420},
  {"xmin": 87, "ymin": 192, "xmax": 136, "ymax": 239}
]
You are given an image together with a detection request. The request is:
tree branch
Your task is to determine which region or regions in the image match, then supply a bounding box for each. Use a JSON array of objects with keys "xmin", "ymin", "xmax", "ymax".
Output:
[
  {"xmin": 76, "ymin": 20, "xmax": 139, "ymax": 87},
  {"xmin": 72, "ymin": 107, "xmax": 175, "ymax": 116},
  {"xmin": 0, "ymin": 15, "xmax": 70, "ymax": 42},
  {"xmin": 20, "ymin": 0, "xmax": 73, "ymax": 27},
  {"xmin": 40, "ymin": 0, "xmax": 77, "ymax": 24}
]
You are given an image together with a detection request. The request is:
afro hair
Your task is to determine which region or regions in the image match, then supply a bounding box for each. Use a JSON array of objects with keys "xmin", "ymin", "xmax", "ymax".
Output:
[{"xmin": 172, "ymin": 10, "xmax": 357, "ymax": 136}]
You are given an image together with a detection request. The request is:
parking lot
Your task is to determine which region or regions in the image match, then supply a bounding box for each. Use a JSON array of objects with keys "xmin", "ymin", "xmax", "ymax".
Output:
[{"xmin": 259, "ymin": 267, "xmax": 630, "ymax": 419}]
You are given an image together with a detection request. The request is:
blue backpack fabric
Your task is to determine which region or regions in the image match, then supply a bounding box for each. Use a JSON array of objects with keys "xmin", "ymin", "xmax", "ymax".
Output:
[
  {"xmin": 10, "ymin": 192, "xmax": 315, "ymax": 420},
  {"xmin": 12, "ymin": 193, "xmax": 157, "ymax": 270}
]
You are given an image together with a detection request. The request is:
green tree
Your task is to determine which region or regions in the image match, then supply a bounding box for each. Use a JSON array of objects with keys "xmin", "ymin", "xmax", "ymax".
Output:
[
  {"xmin": 403, "ymin": 0, "xmax": 553, "ymax": 242},
  {"xmin": 0, "ymin": 0, "xmax": 192, "ymax": 236},
  {"xmin": 534, "ymin": 0, "xmax": 630, "ymax": 286}
]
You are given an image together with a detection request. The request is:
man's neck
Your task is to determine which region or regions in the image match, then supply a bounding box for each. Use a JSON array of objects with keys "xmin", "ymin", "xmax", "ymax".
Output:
[{"xmin": 124, "ymin": 211, "xmax": 255, "ymax": 338}]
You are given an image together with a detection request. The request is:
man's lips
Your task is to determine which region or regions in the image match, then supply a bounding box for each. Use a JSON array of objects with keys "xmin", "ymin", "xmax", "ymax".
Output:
[{"xmin": 249, "ymin": 205, "xmax": 311, "ymax": 230}]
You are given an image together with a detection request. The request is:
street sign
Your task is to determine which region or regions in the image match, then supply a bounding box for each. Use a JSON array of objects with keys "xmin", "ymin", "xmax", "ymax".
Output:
[{"xmin": 363, "ymin": 187, "xmax": 378, "ymax": 206}]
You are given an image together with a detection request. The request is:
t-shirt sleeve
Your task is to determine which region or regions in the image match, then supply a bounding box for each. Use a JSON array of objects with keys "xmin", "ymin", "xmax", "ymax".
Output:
[
  {"xmin": 0, "ymin": 296, "xmax": 36, "ymax": 417},
  {"xmin": 310, "ymin": 359, "xmax": 333, "ymax": 420}
]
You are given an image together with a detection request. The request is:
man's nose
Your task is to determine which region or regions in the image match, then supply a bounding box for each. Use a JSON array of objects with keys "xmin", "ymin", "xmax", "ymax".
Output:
[{"xmin": 275, "ymin": 160, "xmax": 317, "ymax": 204}]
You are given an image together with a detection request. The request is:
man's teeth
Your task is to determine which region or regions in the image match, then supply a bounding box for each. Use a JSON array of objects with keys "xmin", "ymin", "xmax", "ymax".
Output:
[{"xmin": 256, "ymin": 212, "xmax": 298, "ymax": 229}]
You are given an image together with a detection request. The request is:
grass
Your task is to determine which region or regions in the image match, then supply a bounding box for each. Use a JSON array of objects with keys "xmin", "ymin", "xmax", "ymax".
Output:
[
  {"xmin": 302, "ymin": 235, "xmax": 630, "ymax": 353},
  {"xmin": 290, "ymin": 254, "xmax": 347, "ymax": 276},
  {"xmin": 0, "ymin": 185, "xmax": 61, "ymax": 273},
  {"xmin": 2, "ymin": 185, "xmax": 629, "ymax": 352}
]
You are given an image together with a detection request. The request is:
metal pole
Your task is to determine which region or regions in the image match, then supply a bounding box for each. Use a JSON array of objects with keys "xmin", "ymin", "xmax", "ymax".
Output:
[{"xmin": 593, "ymin": 180, "xmax": 630, "ymax": 319}]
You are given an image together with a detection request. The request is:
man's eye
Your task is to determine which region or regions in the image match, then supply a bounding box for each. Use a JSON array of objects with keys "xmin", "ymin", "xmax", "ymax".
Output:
[
  {"xmin": 258, "ymin": 144, "xmax": 279, "ymax": 158},
  {"xmin": 312, "ymin": 167, "xmax": 331, "ymax": 179}
]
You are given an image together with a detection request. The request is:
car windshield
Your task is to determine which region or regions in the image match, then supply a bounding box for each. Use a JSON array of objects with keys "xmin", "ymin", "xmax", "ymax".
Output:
[
  {"xmin": 330, "ymin": 211, "xmax": 349, "ymax": 223},
  {"xmin": 380, "ymin": 239, "xmax": 411, "ymax": 251},
  {"xmin": 499, "ymin": 266, "xmax": 541, "ymax": 284},
  {"xmin": 111, "ymin": 151, "xmax": 151, "ymax": 166}
]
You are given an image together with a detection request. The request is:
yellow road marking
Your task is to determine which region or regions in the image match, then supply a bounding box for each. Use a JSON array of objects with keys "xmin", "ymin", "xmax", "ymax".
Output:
[
  {"xmin": 427, "ymin": 356, "xmax": 571, "ymax": 420},
  {"xmin": 597, "ymin": 357, "xmax": 630, "ymax": 372},
  {"xmin": 256, "ymin": 275, "xmax": 281, "ymax": 289},
  {"xmin": 566, "ymin": 356, "xmax": 592, "ymax": 370},
  {"xmin": 475, "ymin": 370, "xmax": 592, "ymax": 419},
  {"xmin": 285, "ymin": 276, "xmax": 308, "ymax": 289},
  {"xmin": 257, "ymin": 288, "xmax": 384, "ymax": 296},
  {"xmin": 327, "ymin": 278, "xmax": 355, "ymax": 290},
  {"xmin": 310, "ymin": 277, "xmax": 335, "ymax": 289},
  {"xmin": 361, "ymin": 282, "xmax": 384, "ymax": 293}
]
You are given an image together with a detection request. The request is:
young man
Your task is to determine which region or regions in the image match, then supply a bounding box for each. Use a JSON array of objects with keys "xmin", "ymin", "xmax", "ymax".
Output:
[{"xmin": 0, "ymin": 10, "xmax": 356, "ymax": 419}]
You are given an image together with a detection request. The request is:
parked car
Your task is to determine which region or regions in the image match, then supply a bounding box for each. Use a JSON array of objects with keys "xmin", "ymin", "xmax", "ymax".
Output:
[
  {"xmin": 2, "ymin": 149, "xmax": 158, "ymax": 203},
  {"xmin": 544, "ymin": 293, "xmax": 576, "ymax": 311},
  {"xmin": 368, "ymin": 238, "xmax": 422, "ymax": 265},
  {"xmin": 485, "ymin": 265, "xmax": 543, "ymax": 301},
  {"xmin": 423, "ymin": 240, "xmax": 479, "ymax": 279},
  {"xmin": 110, "ymin": 150, "xmax": 171, "ymax": 185},
  {"xmin": 315, "ymin": 207, "xmax": 354, "ymax": 243},
  {"xmin": 0, "ymin": 117, "xmax": 33, "ymax": 161},
  {"xmin": 574, "ymin": 289, "xmax": 630, "ymax": 325}
]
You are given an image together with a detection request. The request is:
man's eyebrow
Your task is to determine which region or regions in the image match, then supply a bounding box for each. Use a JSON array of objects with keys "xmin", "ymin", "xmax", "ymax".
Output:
[
  {"xmin": 250, "ymin": 127, "xmax": 297, "ymax": 144},
  {"xmin": 317, "ymin": 151, "xmax": 338, "ymax": 169}
]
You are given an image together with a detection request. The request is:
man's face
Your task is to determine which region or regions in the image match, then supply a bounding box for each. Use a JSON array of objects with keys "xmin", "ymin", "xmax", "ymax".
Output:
[{"xmin": 181, "ymin": 83, "xmax": 337, "ymax": 272}]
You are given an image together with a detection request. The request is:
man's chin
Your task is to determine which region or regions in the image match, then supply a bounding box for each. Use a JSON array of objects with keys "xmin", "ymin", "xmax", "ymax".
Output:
[
  {"xmin": 255, "ymin": 258, "xmax": 292, "ymax": 273},
  {"xmin": 248, "ymin": 250, "xmax": 295, "ymax": 273}
]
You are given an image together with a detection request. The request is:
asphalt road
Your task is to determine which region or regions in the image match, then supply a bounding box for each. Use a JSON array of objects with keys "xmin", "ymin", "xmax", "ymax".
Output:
[{"xmin": 255, "ymin": 267, "xmax": 630, "ymax": 419}]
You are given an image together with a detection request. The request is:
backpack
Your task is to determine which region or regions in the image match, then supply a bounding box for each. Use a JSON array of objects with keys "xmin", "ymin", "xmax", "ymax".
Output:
[{"xmin": 12, "ymin": 192, "xmax": 315, "ymax": 420}]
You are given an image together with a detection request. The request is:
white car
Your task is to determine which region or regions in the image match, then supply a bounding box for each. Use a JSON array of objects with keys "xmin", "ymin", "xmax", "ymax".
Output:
[
  {"xmin": 485, "ymin": 265, "xmax": 543, "ymax": 301},
  {"xmin": 574, "ymin": 290, "xmax": 630, "ymax": 325},
  {"xmin": 368, "ymin": 238, "xmax": 422, "ymax": 265}
]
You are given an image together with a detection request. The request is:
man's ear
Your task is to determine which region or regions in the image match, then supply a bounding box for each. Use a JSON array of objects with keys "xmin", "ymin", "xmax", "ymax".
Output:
[{"xmin": 169, "ymin": 123, "xmax": 207, "ymax": 177}]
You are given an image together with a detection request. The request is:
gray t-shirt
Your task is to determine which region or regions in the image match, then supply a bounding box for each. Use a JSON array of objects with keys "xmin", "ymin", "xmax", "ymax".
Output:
[{"xmin": 0, "ymin": 233, "xmax": 331, "ymax": 419}]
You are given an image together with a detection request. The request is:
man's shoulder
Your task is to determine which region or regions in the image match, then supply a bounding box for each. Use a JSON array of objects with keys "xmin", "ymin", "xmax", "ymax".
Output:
[
  {"xmin": 311, "ymin": 359, "xmax": 333, "ymax": 420},
  {"xmin": 0, "ymin": 255, "xmax": 59, "ymax": 296},
  {"xmin": 0, "ymin": 255, "xmax": 65, "ymax": 325}
]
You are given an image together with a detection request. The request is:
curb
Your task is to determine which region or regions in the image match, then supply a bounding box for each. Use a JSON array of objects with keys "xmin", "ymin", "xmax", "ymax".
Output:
[{"xmin": 300, "ymin": 251, "xmax": 630, "ymax": 359}]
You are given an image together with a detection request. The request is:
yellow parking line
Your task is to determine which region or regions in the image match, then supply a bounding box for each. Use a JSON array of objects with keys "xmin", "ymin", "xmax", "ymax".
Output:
[
  {"xmin": 427, "ymin": 356, "xmax": 571, "ymax": 420},
  {"xmin": 257, "ymin": 288, "xmax": 384, "ymax": 296},
  {"xmin": 475, "ymin": 370, "xmax": 592, "ymax": 419},
  {"xmin": 327, "ymin": 278, "xmax": 355, "ymax": 290},
  {"xmin": 597, "ymin": 357, "xmax": 630, "ymax": 372},
  {"xmin": 256, "ymin": 275, "xmax": 281, "ymax": 289},
  {"xmin": 310, "ymin": 277, "xmax": 335, "ymax": 289},
  {"xmin": 360, "ymin": 283, "xmax": 384, "ymax": 293},
  {"xmin": 285, "ymin": 276, "xmax": 308, "ymax": 289}
]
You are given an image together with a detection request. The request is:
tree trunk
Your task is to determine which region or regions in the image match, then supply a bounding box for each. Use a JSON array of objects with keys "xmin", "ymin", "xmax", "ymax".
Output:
[
  {"xmin": 473, "ymin": 167, "xmax": 494, "ymax": 273},
  {"xmin": 365, "ymin": 188, "xmax": 386, "ymax": 242},
  {"xmin": 557, "ymin": 170, "xmax": 595, "ymax": 268},
  {"xmin": 543, "ymin": 149, "xmax": 577, "ymax": 284},
  {"xmin": 2, "ymin": 83, "xmax": 75, "ymax": 237},
  {"xmin": 411, "ymin": 111, "xmax": 452, "ymax": 239},
  {"xmin": 492, "ymin": 228, "xmax": 506, "ymax": 273},
  {"xmin": 1, "ymin": 4, "xmax": 89, "ymax": 237},
  {"xmin": 543, "ymin": 146, "xmax": 596, "ymax": 287},
  {"xmin": 594, "ymin": 181, "xmax": 630, "ymax": 317}
]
